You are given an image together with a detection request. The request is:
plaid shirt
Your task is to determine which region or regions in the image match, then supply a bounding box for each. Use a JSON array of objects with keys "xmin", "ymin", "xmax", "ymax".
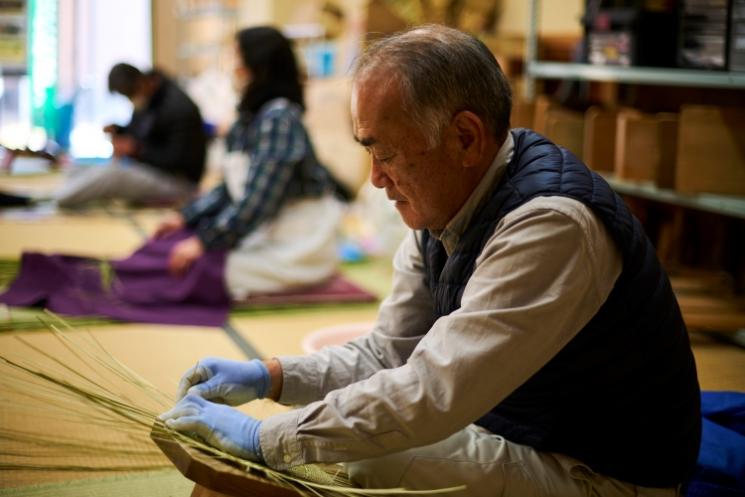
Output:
[{"xmin": 181, "ymin": 98, "xmax": 335, "ymax": 250}]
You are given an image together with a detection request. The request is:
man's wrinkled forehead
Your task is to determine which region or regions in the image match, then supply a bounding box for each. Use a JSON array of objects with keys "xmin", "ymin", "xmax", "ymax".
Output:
[{"xmin": 351, "ymin": 72, "xmax": 404, "ymax": 141}]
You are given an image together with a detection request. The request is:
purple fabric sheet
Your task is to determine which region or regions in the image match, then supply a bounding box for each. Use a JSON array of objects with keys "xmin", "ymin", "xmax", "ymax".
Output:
[{"xmin": 0, "ymin": 230, "xmax": 230, "ymax": 326}]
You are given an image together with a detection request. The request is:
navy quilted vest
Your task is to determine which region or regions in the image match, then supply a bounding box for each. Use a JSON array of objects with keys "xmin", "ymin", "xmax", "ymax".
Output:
[{"xmin": 421, "ymin": 129, "xmax": 701, "ymax": 487}]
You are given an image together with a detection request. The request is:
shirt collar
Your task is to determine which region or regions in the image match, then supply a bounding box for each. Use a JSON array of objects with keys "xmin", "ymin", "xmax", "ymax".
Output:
[{"xmin": 432, "ymin": 131, "xmax": 514, "ymax": 256}]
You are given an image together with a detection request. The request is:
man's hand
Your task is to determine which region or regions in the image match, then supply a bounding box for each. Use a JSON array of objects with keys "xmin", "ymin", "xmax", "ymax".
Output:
[
  {"xmin": 159, "ymin": 395, "xmax": 263, "ymax": 461},
  {"xmin": 112, "ymin": 135, "xmax": 139, "ymax": 157},
  {"xmin": 153, "ymin": 212, "xmax": 186, "ymax": 239},
  {"xmin": 168, "ymin": 236, "xmax": 204, "ymax": 276},
  {"xmin": 102, "ymin": 124, "xmax": 119, "ymax": 134},
  {"xmin": 176, "ymin": 357, "xmax": 270, "ymax": 405}
]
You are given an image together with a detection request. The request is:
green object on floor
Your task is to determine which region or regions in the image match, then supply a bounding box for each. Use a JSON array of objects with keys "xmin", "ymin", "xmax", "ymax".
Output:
[
  {"xmin": 0, "ymin": 258, "xmax": 19, "ymax": 288},
  {"xmin": 0, "ymin": 469, "xmax": 193, "ymax": 497}
]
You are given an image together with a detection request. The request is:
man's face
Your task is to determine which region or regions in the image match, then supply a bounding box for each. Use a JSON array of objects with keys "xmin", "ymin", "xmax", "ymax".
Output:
[{"xmin": 351, "ymin": 74, "xmax": 466, "ymax": 231}]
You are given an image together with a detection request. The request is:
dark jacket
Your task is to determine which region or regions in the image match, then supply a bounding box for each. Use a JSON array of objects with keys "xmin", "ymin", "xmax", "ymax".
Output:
[
  {"xmin": 421, "ymin": 129, "xmax": 701, "ymax": 487},
  {"xmin": 117, "ymin": 72, "xmax": 206, "ymax": 184}
]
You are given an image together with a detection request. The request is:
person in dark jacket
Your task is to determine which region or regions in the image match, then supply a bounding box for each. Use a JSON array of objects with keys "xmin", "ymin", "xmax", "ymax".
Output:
[
  {"xmin": 161, "ymin": 25, "xmax": 701, "ymax": 497},
  {"xmin": 56, "ymin": 63, "xmax": 206, "ymax": 207}
]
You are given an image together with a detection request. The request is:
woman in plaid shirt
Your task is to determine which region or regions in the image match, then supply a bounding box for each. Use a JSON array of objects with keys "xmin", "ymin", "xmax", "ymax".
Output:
[{"xmin": 154, "ymin": 26, "xmax": 344, "ymax": 298}]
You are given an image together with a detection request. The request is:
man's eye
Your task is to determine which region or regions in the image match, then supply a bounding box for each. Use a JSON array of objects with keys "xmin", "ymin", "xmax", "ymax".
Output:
[
  {"xmin": 374, "ymin": 154, "xmax": 395, "ymax": 164},
  {"xmin": 363, "ymin": 147, "xmax": 395, "ymax": 164}
]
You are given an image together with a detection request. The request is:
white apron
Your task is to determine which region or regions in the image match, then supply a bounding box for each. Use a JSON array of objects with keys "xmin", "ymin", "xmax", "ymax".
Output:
[{"xmin": 222, "ymin": 150, "xmax": 342, "ymax": 299}]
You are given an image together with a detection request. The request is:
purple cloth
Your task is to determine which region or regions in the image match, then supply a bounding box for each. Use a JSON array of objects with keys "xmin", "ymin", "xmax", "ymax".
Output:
[{"xmin": 0, "ymin": 229, "xmax": 230, "ymax": 326}]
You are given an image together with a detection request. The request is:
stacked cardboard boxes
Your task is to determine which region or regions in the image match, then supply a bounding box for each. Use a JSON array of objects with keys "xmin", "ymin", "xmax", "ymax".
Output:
[
  {"xmin": 518, "ymin": 94, "xmax": 745, "ymax": 196},
  {"xmin": 676, "ymin": 105, "xmax": 745, "ymax": 195},
  {"xmin": 615, "ymin": 110, "xmax": 678, "ymax": 188}
]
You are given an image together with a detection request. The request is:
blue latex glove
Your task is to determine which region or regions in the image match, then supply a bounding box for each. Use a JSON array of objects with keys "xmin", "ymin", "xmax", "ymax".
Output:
[
  {"xmin": 159, "ymin": 394, "xmax": 263, "ymax": 461},
  {"xmin": 176, "ymin": 357, "xmax": 270, "ymax": 405}
]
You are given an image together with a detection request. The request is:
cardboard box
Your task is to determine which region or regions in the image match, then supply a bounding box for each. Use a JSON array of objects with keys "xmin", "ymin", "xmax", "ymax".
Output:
[
  {"xmin": 676, "ymin": 105, "xmax": 745, "ymax": 195},
  {"xmin": 656, "ymin": 113, "xmax": 678, "ymax": 189},
  {"xmin": 511, "ymin": 100, "xmax": 535, "ymax": 130},
  {"xmin": 583, "ymin": 106, "xmax": 617, "ymax": 172},
  {"xmin": 532, "ymin": 95, "xmax": 556, "ymax": 135},
  {"xmin": 615, "ymin": 110, "xmax": 678, "ymax": 187},
  {"xmin": 544, "ymin": 108, "xmax": 584, "ymax": 160}
]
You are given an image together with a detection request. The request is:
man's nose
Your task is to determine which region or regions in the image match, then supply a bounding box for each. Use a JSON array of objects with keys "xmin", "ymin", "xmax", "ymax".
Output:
[{"xmin": 370, "ymin": 160, "xmax": 391, "ymax": 189}]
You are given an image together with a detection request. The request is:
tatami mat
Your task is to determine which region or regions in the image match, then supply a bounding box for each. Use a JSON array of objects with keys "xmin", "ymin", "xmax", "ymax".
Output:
[
  {"xmin": 231, "ymin": 307, "xmax": 379, "ymax": 358},
  {"xmin": 0, "ymin": 323, "xmax": 287, "ymax": 489},
  {"xmin": 0, "ymin": 213, "xmax": 144, "ymax": 258},
  {"xmin": 128, "ymin": 209, "xmax": 170, "ymax": 238},
  {"xmin": 0, "ymin": 172, "xmax": 64, "ymax": 199},
  {"xmin": 1, "ymin": 297, "xmax": 743, "ymax": 493},
  {"xmin": 690, "ymin": 332, "xmax": 745, "ymax": 391},
  {"xmin": 0, "ymin": 469, "xmax": 192, "ymax": 497}
]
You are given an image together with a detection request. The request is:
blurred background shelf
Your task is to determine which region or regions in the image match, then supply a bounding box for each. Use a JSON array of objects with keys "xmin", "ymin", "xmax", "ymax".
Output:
[
  {"xmin": 527, "ymin": 62, "xmax": 745, "ymax": 89},
  {"xmin": 602, "ymin": 174, "xmax": 745, "ymax": 220}
]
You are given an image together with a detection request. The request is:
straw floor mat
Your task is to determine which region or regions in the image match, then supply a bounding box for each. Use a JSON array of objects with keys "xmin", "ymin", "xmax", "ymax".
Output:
[
  {"xmin": 0, "ymin": 214, "xmax": 143, "ymax": 259},
  {"xmin": 231, "ymin": 307, "xmax": 379, "ymax": 358},
  {"xmin": 0, "ymin": 469, "xmax": 192, "ymax": 497},
  {"xmin": 0, "ymin": 323, "xmax": 287, "ymax": 489},
  {"xmin": 0, "ymin": 173, "xmax": 63, "ymax": 199},
  {"xmin": 689, "ymin": 332, "xmax": 745, "ymax": 391},
  {"xmin": 127, "ymin": 210, "xmax": 169, "ymax": 237}
]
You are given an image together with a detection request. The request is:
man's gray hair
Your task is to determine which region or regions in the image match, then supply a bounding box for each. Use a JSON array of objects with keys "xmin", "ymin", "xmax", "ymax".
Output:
[{"xmin": 353, "ymin": 25, "xmax": 512, "ymax": 147}]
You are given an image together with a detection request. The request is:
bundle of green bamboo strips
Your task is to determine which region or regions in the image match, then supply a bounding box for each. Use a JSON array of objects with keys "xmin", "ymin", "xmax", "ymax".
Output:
[
  {"xmin": 0, "ymin": 258, "xmax": 19, "ymax": 288},
  {"xmin": 0, "ymin": 314, "xmax": 465, "ymax": 496}
]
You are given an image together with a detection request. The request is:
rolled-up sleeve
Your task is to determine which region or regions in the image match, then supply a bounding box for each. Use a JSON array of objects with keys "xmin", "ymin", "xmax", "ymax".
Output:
[{"xmin": 260, "ymin": 198, "xmax": 622, "ymax": 470}]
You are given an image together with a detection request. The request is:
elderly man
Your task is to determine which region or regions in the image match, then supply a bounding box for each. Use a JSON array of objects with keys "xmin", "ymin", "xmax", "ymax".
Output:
[{"xmin": 161, "ymin": 25, "xmax": 701, "ymax": 496}]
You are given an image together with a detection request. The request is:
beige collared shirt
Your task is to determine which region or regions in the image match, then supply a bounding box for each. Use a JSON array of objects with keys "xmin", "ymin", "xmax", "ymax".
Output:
[{"xmin": 260, "ymin": 133, "xmax": 623, "ymax": 469}]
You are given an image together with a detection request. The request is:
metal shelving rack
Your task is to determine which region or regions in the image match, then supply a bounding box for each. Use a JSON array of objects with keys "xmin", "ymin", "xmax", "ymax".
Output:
[
  {"xmin": 527, "ymin": 62, "xmax": 745, "ymax": 90},
  {"xmin": 524, "ymin": 0, "xmax": 745, "ymax": 98},
  {"xmin": 524, "ymin": 0, "xmax": 745, "ymax": 219},
  {"xmin": 603, "ymin": 176, "xmax": 745, "ymax": 220}
]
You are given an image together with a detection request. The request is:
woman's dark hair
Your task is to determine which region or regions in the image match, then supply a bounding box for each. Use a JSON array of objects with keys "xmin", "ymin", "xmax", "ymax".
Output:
[{"xmin": 235, "ymin": 26, "xmax": 304, "ymax": 116}]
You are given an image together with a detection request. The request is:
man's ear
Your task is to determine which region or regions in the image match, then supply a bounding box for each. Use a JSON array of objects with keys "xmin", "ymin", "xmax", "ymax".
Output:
[{"xmin": 452, "ymin": 110, "xmax": 486, "ymax": 168}]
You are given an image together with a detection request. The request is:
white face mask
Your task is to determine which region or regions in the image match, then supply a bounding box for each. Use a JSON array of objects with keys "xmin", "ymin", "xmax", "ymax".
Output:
[{"xmin": 130, "ymin": 93, "xmax": 148, "ymax": 111}]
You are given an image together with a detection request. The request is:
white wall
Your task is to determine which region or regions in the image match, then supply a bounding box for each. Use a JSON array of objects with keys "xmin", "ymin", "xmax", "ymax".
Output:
[{"xmin": 71, "ymin": 0, "xmax": 152, "ymax": 158}]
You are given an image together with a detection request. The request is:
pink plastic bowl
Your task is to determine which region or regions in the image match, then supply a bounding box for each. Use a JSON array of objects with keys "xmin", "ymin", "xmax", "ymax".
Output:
[{"xmin": 301, "ymin": 321, "xmax": 375, "ymax": 354}]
